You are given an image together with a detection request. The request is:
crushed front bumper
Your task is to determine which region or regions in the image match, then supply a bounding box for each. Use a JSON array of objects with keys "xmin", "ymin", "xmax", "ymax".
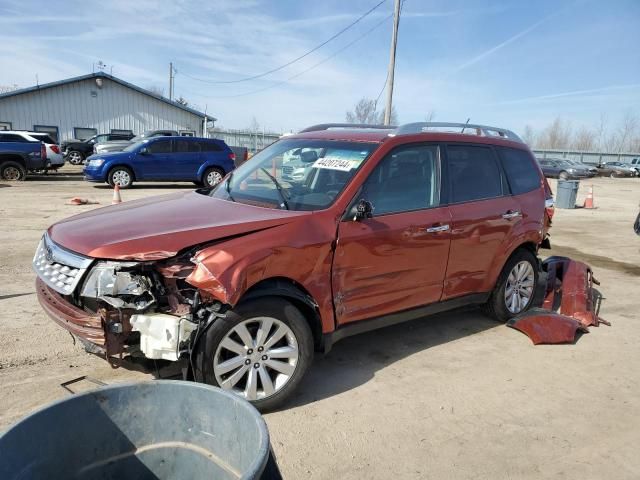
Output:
[{"xmin": 36, "ymin": 277, "xmax": 105, "ymax": 346}]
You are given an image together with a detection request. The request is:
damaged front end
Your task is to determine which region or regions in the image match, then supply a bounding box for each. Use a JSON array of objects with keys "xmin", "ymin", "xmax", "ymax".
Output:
[
  {"xmin": 508, "ymin": 256, "xmax": 609, "ymax": 344},
  {"xmin": 34, "ymin": 234, "xmax": 229, "ymax": 369}
]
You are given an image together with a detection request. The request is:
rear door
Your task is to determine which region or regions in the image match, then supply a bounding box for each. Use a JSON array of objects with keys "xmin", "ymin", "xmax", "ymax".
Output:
[
  {"xmin": 173, "ymin": 138, "xmax": 203, "ymax": 180},
  {"xmin": 332, "ymin": 143, "xmax": 451, "ymax": 325},
  {"xmin": 442, "ymin": 144, "xmax": 520, "ymax": 299}
]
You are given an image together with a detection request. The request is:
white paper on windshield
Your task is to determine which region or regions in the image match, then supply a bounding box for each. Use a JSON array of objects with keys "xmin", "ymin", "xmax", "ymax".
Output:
[{"xmin": 312, "ymin": 157, "xmax": 356, "ymax": 171}]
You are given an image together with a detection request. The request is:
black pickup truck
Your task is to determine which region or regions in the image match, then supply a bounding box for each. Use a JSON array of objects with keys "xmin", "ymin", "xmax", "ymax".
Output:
[
  {"xmin": 0, "ymin": 140, "xmax": 47, "ymax": 181},
  {"xmin": 62, "ymin": 132, "xmax": 135, "ymax": 165}
]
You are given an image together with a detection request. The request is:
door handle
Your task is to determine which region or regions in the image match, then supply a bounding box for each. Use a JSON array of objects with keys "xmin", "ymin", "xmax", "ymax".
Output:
[
  {"xmin": 502, "ymin": 210, "xmax": 522, "ymax": 220},
  {"xmin": 425, "ymin": 224, "xmax": 450, "ymax": 233}
]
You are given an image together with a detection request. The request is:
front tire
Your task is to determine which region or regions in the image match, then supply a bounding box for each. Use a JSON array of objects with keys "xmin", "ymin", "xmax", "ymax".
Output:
[
  {"xmin": 107, "ymin": 166, "xmax": 134, "ymax": 189},
  {"xmin": 484, "ymin": 249, "xmax": 539, "ymax": 322},
  {"xmin": 0, "ymin": 161, "xmax": 27, "ymax": 181},
  {"xmin": 67, "ymin": 150, "xmax": 84, "ymax": 165},
  {"xmin": 202, "ymin": 167, "xmax": 225, "ymax": 188},
  {"xmin": 194, "ymin": 297, "xmax": 313, "ymax": 412}
]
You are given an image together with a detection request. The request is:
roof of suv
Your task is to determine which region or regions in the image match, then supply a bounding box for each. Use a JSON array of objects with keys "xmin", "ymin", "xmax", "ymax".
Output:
[{"xmin": 290, "ymin": 122, "xmax": 527, "ymax": 149}]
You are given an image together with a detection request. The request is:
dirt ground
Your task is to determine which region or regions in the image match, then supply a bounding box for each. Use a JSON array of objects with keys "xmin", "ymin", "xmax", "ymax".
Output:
[{"xmin": 1, "ymin": 168, "xmax": 638, "ymax": 479}]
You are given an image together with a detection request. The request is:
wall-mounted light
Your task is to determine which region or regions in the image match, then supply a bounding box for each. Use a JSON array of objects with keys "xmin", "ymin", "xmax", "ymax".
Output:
[{"xmin": 95, "ymin": 78, "xmax": 103, "ymax": 88}]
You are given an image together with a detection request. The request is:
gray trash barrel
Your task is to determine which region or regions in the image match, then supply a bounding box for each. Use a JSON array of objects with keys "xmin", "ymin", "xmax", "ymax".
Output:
[
  {"xmin": 0, "ymin": 380, "xmax": 281, "ymax": 480},
  {"xmin": 556, "ymin": 180, "xmax": 580, "ymax": 209}
]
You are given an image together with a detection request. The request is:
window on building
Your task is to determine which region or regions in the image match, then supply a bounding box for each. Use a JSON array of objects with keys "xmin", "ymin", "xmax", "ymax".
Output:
[
  {"xmin": 447, "ymin": 145, "xmax": 504, "ymax": 204},
  {"xmin": 180, "ymin": 130, "xmax": 196, "ymax": 137},
  {"xmin": 361, "ymin": 144, "xmax": 441, "ymax": 216},
  {"xmin": 33, "ymin": 125, "xmax": 59, "ymax": 143},
  {"xmin": 148, "ymin": 140, "xmax": 172, "ymax": 154},
  {"xmin": 0, "ymin": 121, "xmax": 12, "ymax": 131},
  {"xmin": 499, "ymin": 147, "xmax": 541, "ymax": 195},
  {"xmin": 74, "ymin": 127, "xmax": 98, "ymax": 141}
]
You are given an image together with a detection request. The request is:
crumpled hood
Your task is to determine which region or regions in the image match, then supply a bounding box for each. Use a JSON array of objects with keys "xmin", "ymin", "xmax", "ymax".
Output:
[{"xmin": 49, "ymin": 191, "xmax": 308, "ymax": 261}]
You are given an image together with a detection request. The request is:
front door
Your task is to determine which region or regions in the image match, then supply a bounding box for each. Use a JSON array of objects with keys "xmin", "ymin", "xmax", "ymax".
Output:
[
  {"xmin": 138, "ymin": 139, "xmax": 173, "ymax": 179},
  {"xmin": 442, "ymin": 144, "xmax": 520, "ymax": 299},
  {"xmin": 332, "ymin": 144, "xmax": 451, "ymax": 325}
]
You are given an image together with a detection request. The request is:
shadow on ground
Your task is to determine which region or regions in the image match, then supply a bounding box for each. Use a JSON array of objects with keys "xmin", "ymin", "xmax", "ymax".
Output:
[{"xmin": 289, "ymin": 307, "xmax": 498, "ymax": 408}]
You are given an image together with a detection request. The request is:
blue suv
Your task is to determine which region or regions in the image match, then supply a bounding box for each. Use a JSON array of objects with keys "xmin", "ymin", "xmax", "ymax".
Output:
[{"xmin": 83, "ymin": 136, "xmax": 235, "ymax": 189}]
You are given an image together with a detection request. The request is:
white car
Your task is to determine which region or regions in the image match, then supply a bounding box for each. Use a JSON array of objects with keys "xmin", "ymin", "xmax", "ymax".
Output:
[{"xmin": 3, "ymin": 131, "xmax": 65, "ymax": 170}]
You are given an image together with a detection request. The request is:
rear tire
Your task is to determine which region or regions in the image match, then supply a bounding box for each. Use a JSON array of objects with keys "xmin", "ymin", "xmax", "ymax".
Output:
[
  {"xmin": 202, "ymin": 167, "xmax": 225, "ymax": 188},
  {"xmin": 107, "ymin": 166, "xmax": 134, "ymax": 189},
  {"xmin": 609, "ymin": 172, "xmax": 617, "ymax": 179},
  {"xmin": 67, "ymin": 150, "xmax": 84, "ymax": 165},
  {"xmin": 194, "ymin": 297, "xmax": 313, "ymax": 412},
  {"xmin": 483, "ymin": 249, "xmax": 539, "ymax": 322},
  {"xmin": 0, "ymin": 161, "xmax": 27, "ymax": 181}
]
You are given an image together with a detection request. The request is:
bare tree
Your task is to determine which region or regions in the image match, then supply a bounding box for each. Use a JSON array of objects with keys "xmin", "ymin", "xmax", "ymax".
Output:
[
  {"xmin": 571, "ymin": 127, "xmax": 597, "ymax": 151},
  {"xmin": 376, "ymin": 105, "xmax": 398, "ymax": 125},
  {"xmin": 424, "ymin": 110, "xmax": 436, "ymax": 122},
  {"xmin": 522, "ymin": 125, "xmax": 536, "ymax": 146},
  {"xmin": 537, "ymin": 117, "xmax": 572, "ymax": 149},
  {"xmin": 146, "ymin": 85, "xmax": 165, "ymax": 97},
  {"xmin": 346, "ymin": 98, "xmax": 379, "ymax": 124},
  {"xmin": 614, "ymin": 111, "xmax": 638, "ymax": 152}
]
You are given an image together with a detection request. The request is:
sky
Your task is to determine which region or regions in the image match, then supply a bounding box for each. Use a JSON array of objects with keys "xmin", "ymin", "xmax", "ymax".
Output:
[{"xmin": 1, "ymin": 0, "xmax": 639, "ymax": 135}]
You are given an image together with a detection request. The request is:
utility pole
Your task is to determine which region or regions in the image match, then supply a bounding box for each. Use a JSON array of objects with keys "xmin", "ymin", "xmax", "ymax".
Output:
[
  {"xmin": 383, "ymin": 0, "xmax": 401, "ymax": 125},
  {"xmin": 169, "ymin": 62, "xmax": 174, "ymax": 100}
]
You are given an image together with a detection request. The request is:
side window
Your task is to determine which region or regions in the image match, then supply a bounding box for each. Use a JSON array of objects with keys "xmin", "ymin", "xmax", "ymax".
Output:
[
  {"xmin": 189, "ymin": 141, "xmax": 201, "ymax": 153},
  {"xmin": 175, "ymin": 139, "xmax": 190, "ymax": 153},
  {"xmin": 0, "ymin": 134, "xmax": 28, "ymax": 142},
  {"xmin": 148, "ymin": 140, "xmax": 172, "ymax": 154},
  {"xmin": 202, "ymin": 141, "xmax": 222, "ymax": 152},
  {"xmin": 361, "ymin": 144, "xmax": 440, "ymax": 216},
  {"xmin": 447, "ymin": 145, "xmax": 503, "ymax": 204},
  {"xmin": 499, "ymin": 147, "xmax": 541, "ymax": 195}
]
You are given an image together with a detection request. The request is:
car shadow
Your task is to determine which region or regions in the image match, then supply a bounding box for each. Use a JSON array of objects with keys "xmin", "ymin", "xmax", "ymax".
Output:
[
  {"xmin": 27, "ymin": 172, "xmax": 84, "ymax": 181},
  {"xmin": 288, "ymin": 307, "xmax": 498, "ymax": 409}
]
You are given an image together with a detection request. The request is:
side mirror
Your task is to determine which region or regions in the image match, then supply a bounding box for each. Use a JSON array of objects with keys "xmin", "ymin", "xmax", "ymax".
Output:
[
  {"xmin": 139, "ymin": 147, "xmax": 149, "ymax": 155},
  {"xmin": 353, "ymin": 199, "xmax": 373, "ymax": 221}
]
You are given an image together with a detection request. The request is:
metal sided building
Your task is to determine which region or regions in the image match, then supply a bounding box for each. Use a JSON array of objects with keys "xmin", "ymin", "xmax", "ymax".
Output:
[{"xmin": 0, "ymin": 72, "xmax": 213, "ymax": 142}]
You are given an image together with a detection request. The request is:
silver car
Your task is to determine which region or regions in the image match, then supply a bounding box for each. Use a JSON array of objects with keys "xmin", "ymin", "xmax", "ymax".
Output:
[{"xmin": 94, "ymin": 129, "xmax": 178, "ymax": 154}]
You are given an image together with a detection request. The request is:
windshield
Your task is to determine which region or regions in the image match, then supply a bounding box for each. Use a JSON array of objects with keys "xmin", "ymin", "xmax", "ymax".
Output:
[
  {"xmin": 210, "ymin": 138, "xmax": 378, "ymax": 211},
  {"xmin": 123, "ymin": 139, "xmax": 149, "ymax": 152}
]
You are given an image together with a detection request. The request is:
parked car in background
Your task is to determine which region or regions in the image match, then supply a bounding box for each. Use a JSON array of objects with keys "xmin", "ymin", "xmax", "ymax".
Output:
[
  {"xmin": 0, "ymin": 131, "xmax": 64, "ymax": 171},
  {"xmin": 630, "ymin": 158, "xmax": 640, "ymax": 175},
  {"xmin": 38, "ymin": 121, "xmax": 553, "ymax": 410},
  {"xmin": 564, "ymin": 159, "xmax": 598, "ymax": 176},
  {"xmin": 602, "ymin": 161, "xmax": 638, "ymax": 177},
  {"xmin": 62, "ymin": 132, "xmax": 135, "ymax": 165},
  {"xmin": 537, "ymin": 158, "xmax": 595, "ymax": 179},
  {"xmin": 84, "ymin": 136, "xmax": 235, "ymax": 188},
  {"xmin": 0, "ymin": 135, "xmax": 47, "ymax": 180},
  {"xmin": 595, "ymin": 162, "xmax": 638, "ymax": 178},
  {"xmin": 94, "ymin": 130, "xmax": 179, "ymax": 155}
]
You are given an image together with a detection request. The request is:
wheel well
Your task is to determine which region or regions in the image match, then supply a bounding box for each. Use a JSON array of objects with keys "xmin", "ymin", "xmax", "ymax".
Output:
[
  {"xmin": 0, "ymin": 155, "xmax": 26, "ymax": 167},
  {"xmin": 239, "ymin": 277, "xmax": 323, "ymax": 350},
  {"xmin": 108, "ymin": 164, "xmax": 136, "ymax": 181},
  {"xmin": 508, "ymin": 242, "xmax": 540, "ymax": 269},
  {"xmin": 201, "ymin": 165, "xmax": 225, "ymax": 181}
]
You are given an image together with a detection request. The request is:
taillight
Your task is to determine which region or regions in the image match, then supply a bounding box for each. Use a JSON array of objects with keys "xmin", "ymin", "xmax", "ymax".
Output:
[
  {"xmin": 229, "ymin": 152, "xmax": 236, "ymax": 162},
  {"xmin": 243, "ymin": 149, "xmax": 248, "ymax": 162},
  {"xmin": 41, "ymin": 143, "xmax": 47, "ymax": 159},
  {"xmin": 51, "ymin": 145, "xmax": 60, "ymax": 154},
  {"xmin": 545, "ymin": 198, "xmax": 555, "ymax": 219}
]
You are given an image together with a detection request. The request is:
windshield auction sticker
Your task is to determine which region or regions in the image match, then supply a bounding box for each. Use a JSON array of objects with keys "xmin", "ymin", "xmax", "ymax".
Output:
[{"xmin": 312, "ymin": 157, "xmax": 355, "ymax": 171}]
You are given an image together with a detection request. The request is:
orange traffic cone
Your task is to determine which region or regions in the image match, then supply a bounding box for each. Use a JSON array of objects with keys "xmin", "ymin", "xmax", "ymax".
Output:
[
  {"xmin": 112, "ymin": 184, "xmax": 122, "ymax": 204},
  {"xmin": 583, "ymin": 185, "xmax": 594, "ymax": 209}
]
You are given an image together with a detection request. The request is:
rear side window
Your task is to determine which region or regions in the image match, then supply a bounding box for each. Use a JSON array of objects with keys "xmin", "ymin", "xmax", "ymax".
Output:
[
  {"xmin": 447, "ymin": 145, "xmax": 503, "ymax": 203},
  {"xmin": 202, "ymin": 141, "xmax": 222, "ymax": 152},
  {"xmin": 0, "ymin": 134, "xmax": 29, "ymax": 142},
  {"xmin": 148, "ymin": 140, "xmax": 171, "ymax": 154},
  {"xmin": 499, "ymin": 148, "xmax": 541, "ymax": 195},
  {"xmin": 31, "ymin": 134, "xmax": 56, "ymax": 144}
]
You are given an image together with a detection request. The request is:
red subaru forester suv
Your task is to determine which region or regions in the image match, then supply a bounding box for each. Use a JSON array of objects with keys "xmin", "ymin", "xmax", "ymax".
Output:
[{"xmin": 34, "ymin": 122, "xmax": 552, "ymax": 410}]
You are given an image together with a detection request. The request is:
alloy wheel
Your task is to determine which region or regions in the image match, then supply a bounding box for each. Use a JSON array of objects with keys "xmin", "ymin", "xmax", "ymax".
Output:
[
  {"xmin": 213, "ymin": 317, "xmax": 299, "ymax": 401},
  {"xmin": 206, "ymin": 170, "xmax": 223, "ymax": 186},
  {"xmin": 504, "ymin": 261, "xmax": 535, "ymax": 314},
  {"xmin": 112, "ymin": 170, "xmax": 131, "ymax": 187},
  {"xmin": 68, "ymin": 151, "xmax": 83, "ymax": 165},
  {"xmin": 3, "ymin": 166, "xmax": 21, "ymax": 181}
]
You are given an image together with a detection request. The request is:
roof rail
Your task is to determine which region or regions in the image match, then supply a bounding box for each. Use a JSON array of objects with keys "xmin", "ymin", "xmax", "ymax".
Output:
[
  {"xmin": 299, "ymin": 123, "xmax": 396, "ymax": 133},
  {"xmin": 394, "ymin": 122, "xmax": 523, "ymax": 143}
]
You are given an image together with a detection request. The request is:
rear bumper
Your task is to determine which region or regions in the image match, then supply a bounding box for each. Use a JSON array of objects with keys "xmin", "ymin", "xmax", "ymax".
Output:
[{"xmin": 35, "ymin": 277, "xmax": 105, "ymax": 346}]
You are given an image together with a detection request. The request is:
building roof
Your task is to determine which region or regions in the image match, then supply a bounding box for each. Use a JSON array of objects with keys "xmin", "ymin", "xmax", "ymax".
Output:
[{"xmin": 0, "ymin": 72, "xmax": 214, "ymax": 120}]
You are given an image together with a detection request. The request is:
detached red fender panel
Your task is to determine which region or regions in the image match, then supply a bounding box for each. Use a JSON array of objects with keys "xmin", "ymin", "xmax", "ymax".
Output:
[{"xmin": 508, "ymin": 309, "xmax": 589, "ymax": 345}]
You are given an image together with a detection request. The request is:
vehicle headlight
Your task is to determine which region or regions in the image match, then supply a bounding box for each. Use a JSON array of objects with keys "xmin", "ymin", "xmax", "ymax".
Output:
[
  {"xmin": 567, "ymin": 168, "xmax": 576, "ymax": 173},
  {"xmin": 87, "ymin": 159, "xmax": 104, "ymax": 167},
  {"xmin": 80, "ymin": 262, "xmax": 144, "ymax": 298}
]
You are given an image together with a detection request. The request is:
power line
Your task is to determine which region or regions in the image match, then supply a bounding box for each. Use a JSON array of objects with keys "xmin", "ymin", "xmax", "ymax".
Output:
[
  {"xmin": 179, "ymin": 0, "xmax": 387, "ymax": 85},
  {"xmin": 179, "ymin": 13, "xmax": 393, "ymax": 99}
]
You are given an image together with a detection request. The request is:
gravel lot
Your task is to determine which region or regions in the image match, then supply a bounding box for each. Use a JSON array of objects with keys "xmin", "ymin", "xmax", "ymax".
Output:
[{"xmin": 1, "ymin": 168, "xmax": 638, "ymax": 479}]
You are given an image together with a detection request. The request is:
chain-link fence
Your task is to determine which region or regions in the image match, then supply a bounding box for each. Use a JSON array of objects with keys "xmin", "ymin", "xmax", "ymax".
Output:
[{"xmin": 208, "ymin": 128, "xmax": 282, "ymax": 153}]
